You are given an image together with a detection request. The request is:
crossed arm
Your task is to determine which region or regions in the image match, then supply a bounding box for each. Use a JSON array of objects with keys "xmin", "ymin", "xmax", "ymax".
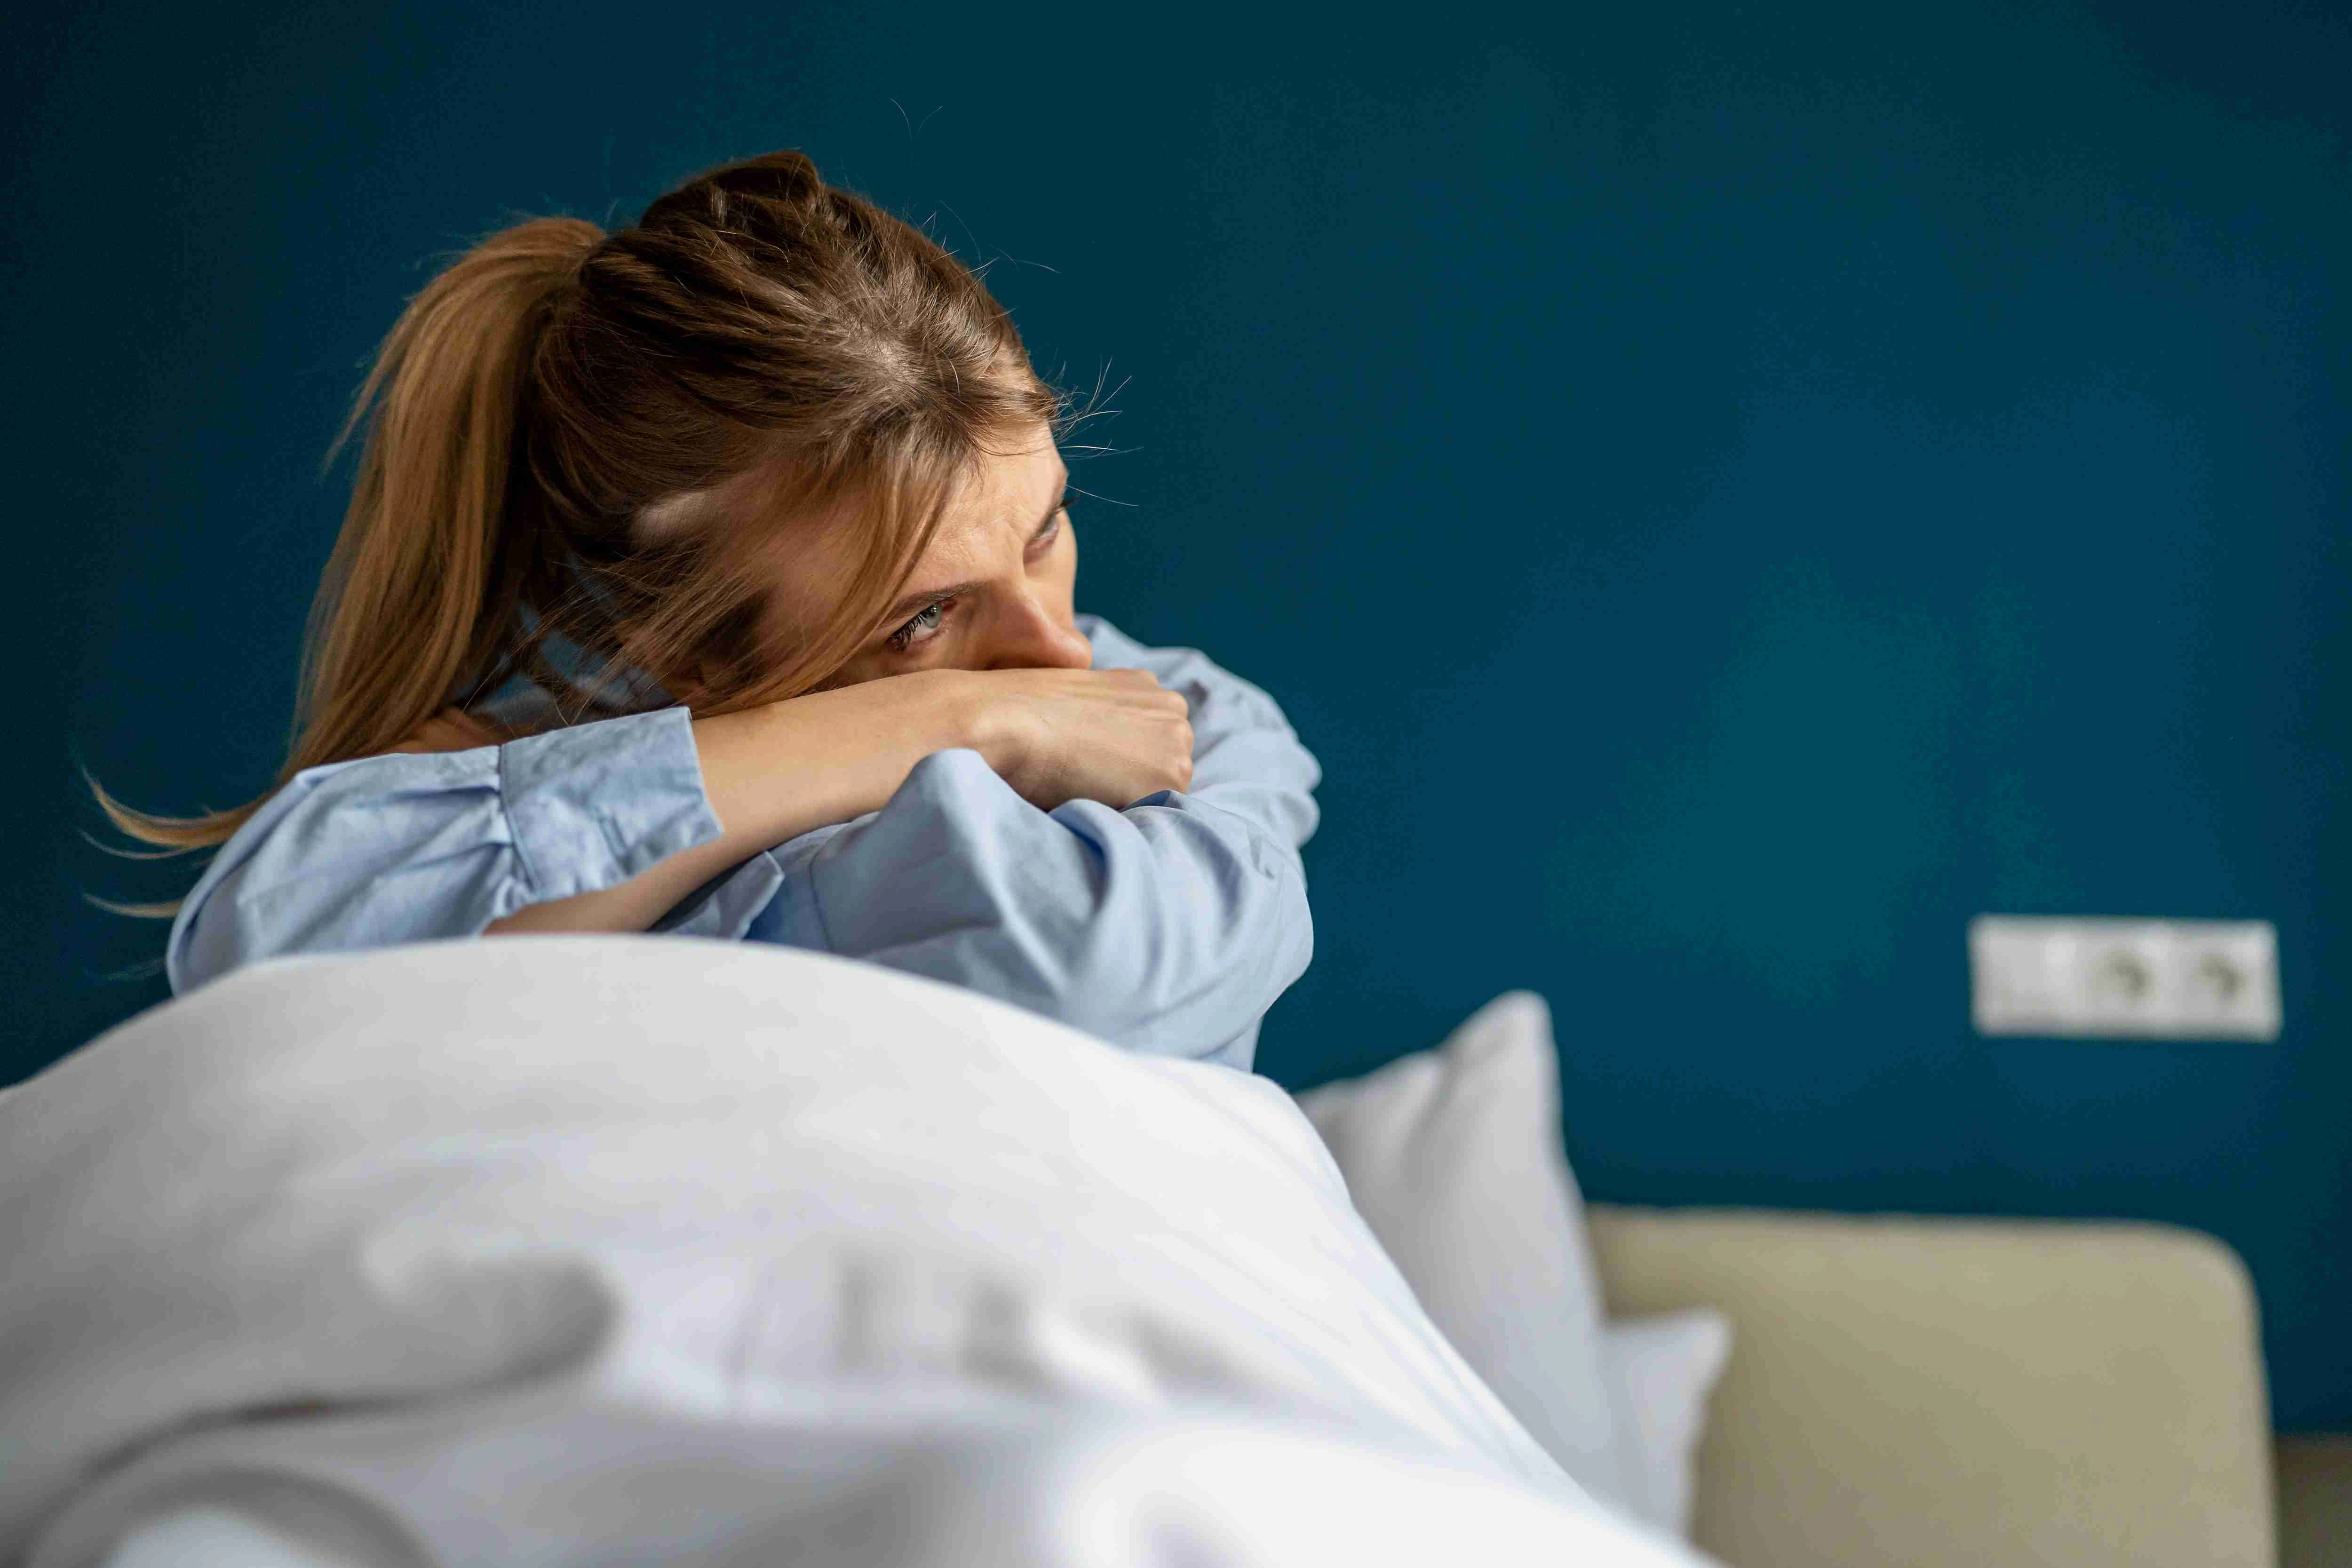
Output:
[{"xmin": 166, "ymin": 619, "xmax": 1319, "ymax": 1065}]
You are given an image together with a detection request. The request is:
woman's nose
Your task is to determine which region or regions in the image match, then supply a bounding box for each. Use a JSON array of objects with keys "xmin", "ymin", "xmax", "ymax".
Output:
[{"xmin": 984, "ymin": 591, "xmax": 1093, "ymax": 671}]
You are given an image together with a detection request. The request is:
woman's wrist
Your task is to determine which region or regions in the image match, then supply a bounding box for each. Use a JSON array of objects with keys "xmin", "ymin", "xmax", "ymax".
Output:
[
  {"xmin": 919, "ymin": 669, "xmax": 1021, "ymax": 776},
  {"xmin": 710, "ymin": 670, "xmax": 997, "ymax": 839}
]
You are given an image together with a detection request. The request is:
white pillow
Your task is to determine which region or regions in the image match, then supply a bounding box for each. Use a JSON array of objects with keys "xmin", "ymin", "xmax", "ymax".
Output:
[
  {"xmin": 1295, "ymin": 992, "xmax": 1628, "ymax": 1506},
  {"xmin": 1295, "ymin": 992, "xmax": 1730, "ymax": 1539},
  {"xmin": 1600, "ymin": 1310, "xmax": 1732, "ymax": 1538}
]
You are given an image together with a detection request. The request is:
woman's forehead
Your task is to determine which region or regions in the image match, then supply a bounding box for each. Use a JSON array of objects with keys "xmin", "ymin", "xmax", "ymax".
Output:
[
  {"xmin": 950, "ymin": 433, "xmax": 1064, "ymax": 516},
  {"xmin": 758, "ymin": 433, "xmax": 1063, "ymax": 627},
  {"xmin": 910, "ymin": 438, "xmax": 1062, "ymax": 552}
]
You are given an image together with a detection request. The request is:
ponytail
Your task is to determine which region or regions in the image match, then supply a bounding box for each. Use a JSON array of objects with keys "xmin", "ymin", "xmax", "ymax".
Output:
[
  {"xmin": 306, "ymin": 217, "xmax": 599, "ymax": 764},
  {"xmin": 92, "ymin": 217, "xmax": 600, "ymax": 861}
]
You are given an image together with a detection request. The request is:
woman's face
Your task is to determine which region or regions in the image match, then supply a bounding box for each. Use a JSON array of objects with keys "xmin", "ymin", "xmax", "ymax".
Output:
[{"xmin": 766, "ymin": 427, "xmax": 1089, "ymax": 690}]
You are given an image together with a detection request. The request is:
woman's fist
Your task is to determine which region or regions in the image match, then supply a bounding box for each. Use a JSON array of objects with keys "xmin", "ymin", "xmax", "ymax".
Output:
[{"xmin": 950, "ymin": 666, "xmax": 1194, "ymax": 810}]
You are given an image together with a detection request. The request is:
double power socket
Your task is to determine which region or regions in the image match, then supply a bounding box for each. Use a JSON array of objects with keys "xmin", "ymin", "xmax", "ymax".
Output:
[{"xmin": 1969, "ymin": 916, "xmax": 2281, "ymax": 1041}]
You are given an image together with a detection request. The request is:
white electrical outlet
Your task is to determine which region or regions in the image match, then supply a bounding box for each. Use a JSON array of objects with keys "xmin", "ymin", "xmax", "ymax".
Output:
[{"xmin": 1969, "ymin": 916, "xmax": 2281, "ymax": 1041}]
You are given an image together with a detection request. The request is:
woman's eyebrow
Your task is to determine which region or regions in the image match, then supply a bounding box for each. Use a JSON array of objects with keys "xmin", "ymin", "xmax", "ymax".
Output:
[
  {"xmin": 879, "ymin": 578, "xmax": 981, "ymax": 625},
  {"xmin": 876, "ymin": 485, "xmax": 1070, "ymax": 625}
]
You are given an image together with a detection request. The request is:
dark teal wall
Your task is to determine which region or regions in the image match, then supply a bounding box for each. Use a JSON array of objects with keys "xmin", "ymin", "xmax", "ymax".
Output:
[{"xmin": 7, "ymin": 2, "xmax": 2345, "ymax": 1425}]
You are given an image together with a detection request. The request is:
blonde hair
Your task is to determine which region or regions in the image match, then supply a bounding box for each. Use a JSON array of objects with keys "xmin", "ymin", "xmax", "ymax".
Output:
[{"xmin": 96, "ymin": 150, "xmax": 1060, "ymax": 890}]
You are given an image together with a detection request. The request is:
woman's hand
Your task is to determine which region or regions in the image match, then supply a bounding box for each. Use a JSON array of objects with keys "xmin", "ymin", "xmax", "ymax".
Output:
[{"xmin": 951, "ymin": 666, "xmax": 1194, "ymax": 811}]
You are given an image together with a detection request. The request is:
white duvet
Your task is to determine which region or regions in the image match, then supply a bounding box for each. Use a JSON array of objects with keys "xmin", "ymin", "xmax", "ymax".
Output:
[{"xmin": 0, "ymin": 939, "xmax": 1702, "ymax": 1567}]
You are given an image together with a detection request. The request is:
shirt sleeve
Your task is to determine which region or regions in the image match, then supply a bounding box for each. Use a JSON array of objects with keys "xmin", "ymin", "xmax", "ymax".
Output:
[
  {"xmin": 752, "ymin": 618, "xmax": 1321, "ymax": 1069},
  {"xmin": 1077, "ymin": 614, "xmax": 1322, "ymax": 848},
  {"xmin": 166, "ymin": 708, "xmax": 752, "ymax": 993}
]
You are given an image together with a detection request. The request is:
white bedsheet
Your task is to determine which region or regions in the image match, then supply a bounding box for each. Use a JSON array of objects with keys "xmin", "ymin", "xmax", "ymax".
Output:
[{"xmin": 0, "ymin": 939, "xmax": 1703, "ymax": 1567}]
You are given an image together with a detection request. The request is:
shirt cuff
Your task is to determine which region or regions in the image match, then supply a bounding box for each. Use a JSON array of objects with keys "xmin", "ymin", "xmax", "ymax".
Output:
[
  {"xmin": 656, "ymin": 852, "xmax": 788, "ymax": 940},
  {"xmin": 497, "ymin": 708, "xmax": 723, "ymax": 902}
]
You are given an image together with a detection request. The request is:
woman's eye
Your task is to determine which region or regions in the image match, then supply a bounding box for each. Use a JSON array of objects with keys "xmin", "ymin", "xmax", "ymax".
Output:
[
  {"xmin": 887, "ymin": 598, "xmax": 954, "ymax": 653},
  {"xmin": 1028, "ymin": 499, "xmax": 1070, "ymax": 557}
]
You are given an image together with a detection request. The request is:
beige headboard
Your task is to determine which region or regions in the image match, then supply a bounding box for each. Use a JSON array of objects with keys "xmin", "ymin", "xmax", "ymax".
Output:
[{"xmin": 1586, "ymin": 1205, "xmax": 2276, "ymax": 1568}]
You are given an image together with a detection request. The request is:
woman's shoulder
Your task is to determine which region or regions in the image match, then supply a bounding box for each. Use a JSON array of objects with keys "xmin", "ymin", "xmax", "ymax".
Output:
[
  {"xmin": 383, "ymin": 707, "xmax": 511, "ymax": 755},
  {"xmin": 389, "ymin": 668, "xmax": 674, "ymax": 754}
]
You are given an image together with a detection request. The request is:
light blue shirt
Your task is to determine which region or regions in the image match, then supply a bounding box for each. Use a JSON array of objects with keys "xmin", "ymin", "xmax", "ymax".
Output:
[{"xmin": 167, "ymin": 618, "xmax": 1320, "ymax": 1071}]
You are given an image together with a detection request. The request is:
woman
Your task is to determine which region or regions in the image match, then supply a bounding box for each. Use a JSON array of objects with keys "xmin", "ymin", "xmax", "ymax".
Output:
[{"xmin": 101, "ymin": 150, "xmax": 1318, "ymax": 1071}]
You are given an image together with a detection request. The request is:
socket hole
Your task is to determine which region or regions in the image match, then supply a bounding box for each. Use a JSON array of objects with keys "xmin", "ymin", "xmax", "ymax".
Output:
[
  {"xmin": 2090, "ymin": 949, "xmax": 2153, "ymax": 1003},
  {"xmin": 2191, "ymin": 953, "xmax": 2244, "ymax": 1002}
]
